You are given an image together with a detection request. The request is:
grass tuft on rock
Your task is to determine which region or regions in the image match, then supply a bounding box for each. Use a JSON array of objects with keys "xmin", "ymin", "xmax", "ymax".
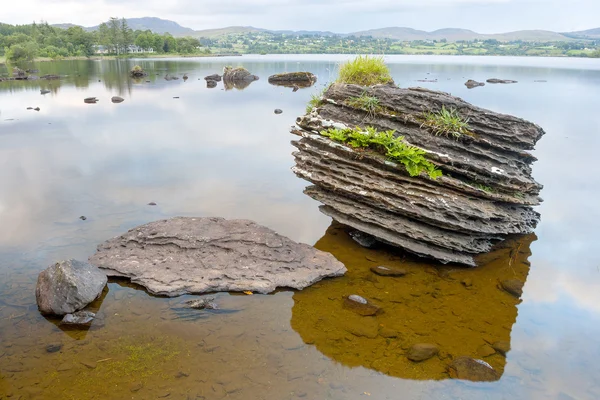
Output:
[
  {"xmin": 321, "ymin": 126, "xmax": 442, "ymax": 179},
  {"xmin": 345, "ymin": 92, "xmax": 382, "ymax": 117},
  {"xmin": 336, "ymin": 56, "xmax": 394, "ymax": 87},
  {"xmin": 421, "ymin": 106, "xmax": 472, "ymax": 139}
]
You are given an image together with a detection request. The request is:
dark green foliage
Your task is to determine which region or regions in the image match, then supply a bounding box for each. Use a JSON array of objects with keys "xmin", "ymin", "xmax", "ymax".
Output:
[
  {"xmin": 321, "ymin": 126, "xmax": 442, "ymax": 179},
  {"xmin": 421, "ymin": 106, "xmax": 472, "ymax": 139}
]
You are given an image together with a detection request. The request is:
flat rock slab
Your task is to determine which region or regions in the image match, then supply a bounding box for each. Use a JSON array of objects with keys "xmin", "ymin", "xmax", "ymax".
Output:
[{"xmin": 89, "ymin": 217, "xmax": 346, "ymax": 296}]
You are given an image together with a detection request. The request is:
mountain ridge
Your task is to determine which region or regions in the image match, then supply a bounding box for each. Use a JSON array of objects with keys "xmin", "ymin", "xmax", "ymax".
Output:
[{"xmin": 46, "ymin": 17, "xmax": 599, "ymax": 42}]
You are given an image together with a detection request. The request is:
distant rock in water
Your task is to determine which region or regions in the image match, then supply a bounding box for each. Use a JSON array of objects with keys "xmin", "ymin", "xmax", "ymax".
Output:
[
  {"xmin": 88, "ymin": 217, "xmax": 346, "ymax": 296},
  {"xmin": 40, "ymin": 89, "xmax": 51, "ymax": 95},
  {"xmin": 291, "ymin": 83, "xmax": 544, "ymax": 266},
  {"xmin": 36, "ymin": 259, "xmax": 107, "ymax": 316},
  {"xmin": 84, "ymin": 97, "xmax": 98, "ymax": 104},
  {"xmin": 274, "ymin": 109, "xmax": 283, "ymax": 114},
  {"xmin": 222, "ymin": 66, "xmax": 259, "ymax": 91},
  {"xmin": 111, "ymin": 96, "xmax": 124, "ymax": 103},
  {"xmin": 206, "ymin": 80, "xmax": 217, "ymax": 88},
  {"xmin": 204, "ymin": 74, "xmax": 222, "ymax": 82},
  {"xmin": 486, "ymin": 78, "xmax": 518, "ymax": 84},
  {"xmin": 40, "ymin": 74, "xmax": 60, "ymax": 80},
  {"xmin": 268, "ymin": 72, "xmax": 317, "ymax": 88},
  {"xmin": 465, "ymin": 79, "xmax": 485, "ymax": 89},
  {"xmin": 130, "ymin": 65, "xmax": 147, "ymax": 78}
]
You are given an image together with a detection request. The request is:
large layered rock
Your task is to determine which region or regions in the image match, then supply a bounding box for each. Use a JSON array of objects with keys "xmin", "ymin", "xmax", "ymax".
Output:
[
  {"xmin": 88, "ymin": 217, "xmax": 346, "ymax": 296},
  {"xmin": 36, "ymin": 259, "xmax": 107, "ymax": 315},
  {"xmin": 291, "ymin": 83, "xmax": 544, "ymax": 266}
]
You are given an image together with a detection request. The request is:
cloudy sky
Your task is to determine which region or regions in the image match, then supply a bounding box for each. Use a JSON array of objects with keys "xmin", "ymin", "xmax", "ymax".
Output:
[{"xmin": 1, "ymin": 0, "xmax": 598, "ymax": 33}]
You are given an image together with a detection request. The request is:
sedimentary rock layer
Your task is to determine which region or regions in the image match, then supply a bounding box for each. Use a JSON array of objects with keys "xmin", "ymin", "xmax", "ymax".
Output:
[
  {"xmin": 89, "ymin": 217, "xmax": 346, "ymax": 296},
  {"xmin": 291, "ymin": 83, "xmax": 544, "ymax": 266}
]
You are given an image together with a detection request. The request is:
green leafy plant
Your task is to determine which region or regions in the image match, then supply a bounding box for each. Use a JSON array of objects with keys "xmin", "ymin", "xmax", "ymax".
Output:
[
  {"xmin": 346, "ymin": 92, "xmax": 382, "ymax": 117},
  {"xmin": 421, "ymin": 106, "xmax": 472, "ymax": 139},
  {"xmin": 321, "ymin": 126, "xmax": 442, "ymax": 179},
  {"xmin": 336, "ymin": 55, "xmax": 394, "ymax": 87},
  {"xmin": 305, "ymin": 87, "xmax": 328, "ymax": 113}
]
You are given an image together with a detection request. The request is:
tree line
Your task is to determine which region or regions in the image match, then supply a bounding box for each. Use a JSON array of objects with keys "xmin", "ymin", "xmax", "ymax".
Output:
[{"xmin": 0, "ymin": 18, "xmax": 205, "ymax": 63}]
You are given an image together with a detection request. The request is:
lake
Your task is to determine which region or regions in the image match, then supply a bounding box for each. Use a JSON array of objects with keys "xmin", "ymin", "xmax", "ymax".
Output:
[{"xmin": 1, "ymin": 54, "xmax": 599, "ymax": 400}]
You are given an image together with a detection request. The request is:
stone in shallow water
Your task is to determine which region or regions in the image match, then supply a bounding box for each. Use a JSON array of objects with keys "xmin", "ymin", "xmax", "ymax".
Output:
[
  {"xmin": 447, "ymin": 356, "xmax": 500, "ymax": 382},
  {"xmin": 61, "ymin": 311, "xmax": 96, "ymax": 325},
  {"xmin": 407, "ymin": 343, "xmax": 439, "ymax": 362},
  {"xmin": 46, "ymin": 343, "xmax": 62, "ymax": 353},
  {"xmin": 500, "ymin": 279, "xmax": 524, "ymax": 297},
  {"xmin": 370, "ymin": 265, "xmax": 407, "ymax": 277},
  {"xmin": 343, "ymin": 295, "xmax": 381, "ymax": 316},
  {"xmin": 89, "ymin": 217, "xmax": 346, "ymax": 296},
  {"xmin": 348, "ymin": 230, "xmax": 378, "ymax": 248},
  {"xmin": 36, "ymin": 259, "xmax": 107, "ymax": 315}
]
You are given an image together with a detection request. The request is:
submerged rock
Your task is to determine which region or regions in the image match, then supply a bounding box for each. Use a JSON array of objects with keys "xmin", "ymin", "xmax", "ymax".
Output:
[
  {"xmin": 447, "ymin": 357, "xmax": 500, "ymax": 381},
  {"xmin": 348, "ymin": 230, "xmax": 378, "ymax": 248},
  {"xmin": 185, "ymin": 297, "xmax": 218, "ymax": 310},
  {"xmin": 465, "ymin": 79, "xmax": 485, "ymax": 89},
  {"xmin": 500, "ymin": 279, "xmax": 524, "ymax": 297},
  {"xmin": 46, "ymin": 343, "xmax": 63, "ymax": 353},
  {"xmin": 36, "ymin": 259, "xmax": 107, "ymax": 315},
  {"xmin": 407, "ymin": 343, "xmax": 439, "ymax": 362},
  {"xmin": 88, "ymin": 217, "xmax": 346, "ymax": 296},
  {"xmin": 370, "ymin": 265, "xmax": 407, "ymax": 277},
  {"xmin": 343, "ymin": 295, "xmax": 381, "ymax": 316},
  {"xmin": 61, "ymin": 311, "xmax": 96, "ymax": 325},
  {"xmin": 206, "ymin": 80, "xmax": 217, "ymax": 88},
  {"xmin": 291, "ymin": 83, "xmax": 544, "ymax": 266}
]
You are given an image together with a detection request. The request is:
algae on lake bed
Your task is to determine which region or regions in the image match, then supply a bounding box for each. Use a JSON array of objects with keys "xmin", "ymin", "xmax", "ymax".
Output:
[{"xmin": 292, "ymin": 222, "xmax": 534, "ymax": 380}]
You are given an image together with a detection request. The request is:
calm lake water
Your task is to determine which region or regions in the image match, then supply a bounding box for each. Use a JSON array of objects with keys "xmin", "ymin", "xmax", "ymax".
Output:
[{"xmin": 1, "ymin": 54, "xmax": 600, "ymax": 400}]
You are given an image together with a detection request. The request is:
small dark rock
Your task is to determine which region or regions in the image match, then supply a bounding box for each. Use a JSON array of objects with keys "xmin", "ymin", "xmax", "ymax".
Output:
[
  {"xmin": 486, "ymin": 78, "xmax": 518, "ymax": 84},
  {"xmin": 407, "ymin": 343, "xmax": 439, "ymax": 362},
  {"xmin": 40, "ymin": 89, "xmax": 51, "ymax": 95},
  {"xmin": 461, "ymin": 278, "xmax": 473, "ymax": 287},
  {"xmin": 465, "ymin": 79, "xmax": 485, "ymax": 89},
  {"xmin": 447, "ymin": 357, "xmax": 500, "ymax": 381},
  {"xmin": 46, "ymin": 343, "xmax": 63, "ymax": 353},
  {"xmin": 80, "ymin": 216, "xmax": 87, "ymax": 220},
  {"xmin": 343, "ymin": 295, "xmax": 381, "ymax": 316},
  {"xmin": 184, "ymin": 297, "xmax": 218, "ymax": 310},
  {"xmin": 27, "ymin": 107, "xmax": 33, "ymax": 110},
  {"xmin": 292, "ymin": 85, "xmax": 299, "ymax": 92},
  {"xmin": 370, "ymin": 265, "xmax": 406, "ymax": 277},
  {"xmin": 111, "ymin": 96, "xmax": 124, "ymax": 103},
  {"xmin": 206, "ymin": 80, "xmax": 217, "ymax": 88},
  {"xmin": 84, "ymin": 97, "xmax": 98, "ymax": 104},
  {"xmin": 274, "ymin": 109, "xmax": 283, "ymax": 114},
  {"xmin": 175, "ymin": 371, "xmax": 189, "ymax": 378},
  {"xmin": 173, "ymin": 96, "xmax": 179, "ymax": 99},
  {"xmin": 34, "ymin": 107, "xmax": 40, "ymax": 111},
  {"xmin": 500, "ymin": 279, "xmax": 524, "ymax": 297},
  {"xmin": 204, "ymin": 74, "xmax": 222, "ymax": 82},
  {"xmin": 148, "ymin": 202, "xmax": 157, "ymax": 206},
  {"xmin": 130, "ymin": 382, "xmax": 143, "ymax": 392}
]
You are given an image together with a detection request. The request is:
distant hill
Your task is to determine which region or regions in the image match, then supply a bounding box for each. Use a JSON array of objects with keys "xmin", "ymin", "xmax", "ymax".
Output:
[
  {"xmin": 46, "ymin": 17, "xmax": 599, "ymax": 43},
  {"xmin": 350, "ymin": 27, "xmax": 578, "ymax": 42},
  {"xmin": 53, "ymin": 17, "xmax": 196, "ymax": 35},
  {"xmin": 191, "ymin": 26, "xmax": 264, "ymax": 38},
  {"xmin": 563, "ymin": 28, "xmax": 600, "ymax": 39}
]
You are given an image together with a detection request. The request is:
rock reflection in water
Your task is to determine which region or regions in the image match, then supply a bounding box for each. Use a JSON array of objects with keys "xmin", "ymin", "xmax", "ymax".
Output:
[{"xmin": 291, "ymin": 222, "xmax": 535, "ymax": 381}]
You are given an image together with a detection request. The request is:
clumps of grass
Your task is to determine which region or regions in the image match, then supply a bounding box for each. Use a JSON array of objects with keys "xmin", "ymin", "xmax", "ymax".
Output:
[
  {"xmin": 421, "ymin": 106, "xmax": 472, "ymax": 139},
  {"xmin": 306, "ymin": 87, "xmax": 328, "ymax": 113},
  {"xmin": 321, "ymin": 126, "xmax": 442, "ymax": 179},
  {"xmin": 345, "ymin": 92, "xmax": 382, "ymax": 118},
  {"xmin": 471, "ymin": 182, "xmax": 494, "ymax": 193},
  {"xmin": 336, "ymin": 55, "xmax": 394, "ymax": 87}
]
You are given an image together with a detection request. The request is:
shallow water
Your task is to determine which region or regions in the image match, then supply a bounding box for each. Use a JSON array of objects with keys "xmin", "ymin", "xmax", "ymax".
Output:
[{"xmin": 1, "ymin": 55, "xmax": 600, "ymax": 399}]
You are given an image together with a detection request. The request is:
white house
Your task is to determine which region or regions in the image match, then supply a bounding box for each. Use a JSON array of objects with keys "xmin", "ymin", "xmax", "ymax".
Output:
[{"xmin": 127, "ymin": 45, "xmax": 154, "ymax": 54}]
